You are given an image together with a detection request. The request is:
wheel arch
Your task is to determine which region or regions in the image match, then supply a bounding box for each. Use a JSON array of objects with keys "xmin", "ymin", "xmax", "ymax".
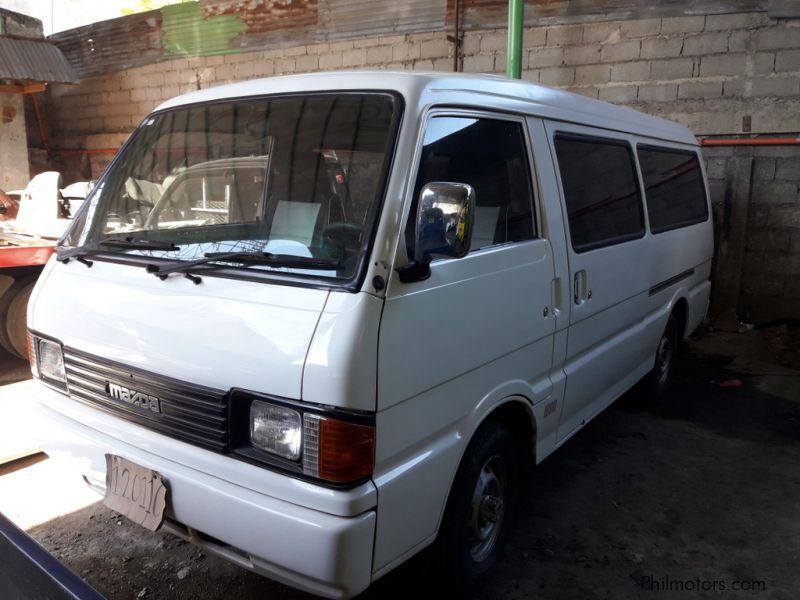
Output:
[
  {"xmin": 671, "ymin": 296, "xmax": 689, "ymax": 340},
  {"xmin": 435, "ymin": 395, "xmax": 537, "ymax": 532}
]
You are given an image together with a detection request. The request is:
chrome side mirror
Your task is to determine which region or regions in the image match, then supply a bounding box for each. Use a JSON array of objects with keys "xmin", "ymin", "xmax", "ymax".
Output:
[
  {"xmin": 397, "ymin": 182, "xmax": 476, "ymax": 283},
  {"xmin": 415, "ymin": 182, "xmax": 475, "ymax": 261}
]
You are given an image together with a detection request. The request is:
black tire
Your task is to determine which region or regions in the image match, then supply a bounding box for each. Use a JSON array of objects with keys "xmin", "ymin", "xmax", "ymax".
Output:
[
  {"xmin": 649, "ymin": 313, "xmax": 679, "ymax": 401},
  {"xmin": 6, "ymin": 280, "xmax": 35, "ymax": 359},
  {"xmin": 0, "ymin": 277, "xmax": 23, "ymax": 357},
  {"xmin": 433, "ymin": 420, "xmax": 520, "ymax": 595}
]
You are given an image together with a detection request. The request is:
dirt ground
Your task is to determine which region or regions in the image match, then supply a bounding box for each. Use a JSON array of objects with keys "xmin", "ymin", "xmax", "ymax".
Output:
[
  {"xmin": 0, "ymin": 347, "xmax": 29, "ymax": 386},
  {"xmin": 7, "ymin": 326, "xmax": 800, "ymax": 599}
]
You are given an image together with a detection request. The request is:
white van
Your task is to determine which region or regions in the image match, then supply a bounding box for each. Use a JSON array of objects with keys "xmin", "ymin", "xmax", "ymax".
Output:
[{"xmin": 27, "ymin": 72, "xmax": 712, "ymax": 598}]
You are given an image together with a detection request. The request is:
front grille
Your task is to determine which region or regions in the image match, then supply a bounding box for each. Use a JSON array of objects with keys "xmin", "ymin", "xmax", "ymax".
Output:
[{"xmin": 63, "ymin": 348, "xmax": 229, "ymax": 452}]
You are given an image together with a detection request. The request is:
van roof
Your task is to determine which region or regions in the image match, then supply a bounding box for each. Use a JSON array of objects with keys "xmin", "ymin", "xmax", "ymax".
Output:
[{"xmin": 157, "ymin": 71, "xmax": 698, "ymax": 146}]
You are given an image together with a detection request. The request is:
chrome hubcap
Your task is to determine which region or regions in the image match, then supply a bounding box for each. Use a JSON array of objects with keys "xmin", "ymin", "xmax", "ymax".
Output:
[
  {"xmin": 656, "ymin": 334, "xmax": 672, "ymax": 384},
  {"xmin": 467, "ymin": 455, "xmax": 506, "ymax": 563}
]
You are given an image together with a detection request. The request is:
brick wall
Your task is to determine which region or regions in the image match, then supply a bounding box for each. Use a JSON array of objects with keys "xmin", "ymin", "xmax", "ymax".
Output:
[{"xmin": 41, "ymin": 10, "xmax": 800, "ymax": 323}]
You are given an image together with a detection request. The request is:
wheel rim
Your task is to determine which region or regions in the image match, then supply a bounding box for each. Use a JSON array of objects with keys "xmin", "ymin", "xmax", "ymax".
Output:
[
  {"xmin": 656, "ymin": 333, "xmax": 672, "ymax": 385},
  {"xmin": 467, "ymin": 455, "xmax": 507, "ymax": 563}
]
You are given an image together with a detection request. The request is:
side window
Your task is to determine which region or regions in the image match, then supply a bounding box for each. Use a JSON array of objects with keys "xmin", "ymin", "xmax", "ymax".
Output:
[
  {"xmin": 406, "ymin": 116, "xmax": 535, "ymax": 256},
  {"xmin": 554, "ymin": 134, "xmax": 644, "ymax": 253},
  {"xmin": 637, "ymin": 146, "xmax": 709, "ymax": 233}
]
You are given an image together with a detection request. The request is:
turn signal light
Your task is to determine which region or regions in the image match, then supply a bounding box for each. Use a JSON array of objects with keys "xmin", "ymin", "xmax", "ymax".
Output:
[{"xmin": 303, "ymin": 415, "xmax": 374, "ymax": 484}]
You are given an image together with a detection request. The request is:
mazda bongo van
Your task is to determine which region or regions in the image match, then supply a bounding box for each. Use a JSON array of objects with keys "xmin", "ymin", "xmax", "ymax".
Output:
[{"xmin": 27, "ymin": 71, "xmax": 713, "ymax": 598}]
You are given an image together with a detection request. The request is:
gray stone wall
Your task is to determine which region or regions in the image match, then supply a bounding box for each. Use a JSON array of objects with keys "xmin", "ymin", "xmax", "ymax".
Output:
[{"xmin": 0, "ymin": 8, "xmax": 44, "ymax": 38}]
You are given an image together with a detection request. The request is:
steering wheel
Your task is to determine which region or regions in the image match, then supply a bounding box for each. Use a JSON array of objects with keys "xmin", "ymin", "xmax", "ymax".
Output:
[
  {"xmin": 321, "ymin": 222, "xmax": 363, "ymax": 243},
  {"xmin": 319, "ymin": 222, "xmax": 363, "ymax": 264}
]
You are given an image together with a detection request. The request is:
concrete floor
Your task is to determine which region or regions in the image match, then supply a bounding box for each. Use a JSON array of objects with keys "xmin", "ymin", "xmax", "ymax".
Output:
[{"xmin": 1, "ymin": 327, "xmax": 799, "ymax": 599}]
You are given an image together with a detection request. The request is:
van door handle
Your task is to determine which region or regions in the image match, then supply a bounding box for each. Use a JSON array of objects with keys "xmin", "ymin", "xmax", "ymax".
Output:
[{"xmin": 574, "ymin": 270, "xmax": 588, "ymax": 305}]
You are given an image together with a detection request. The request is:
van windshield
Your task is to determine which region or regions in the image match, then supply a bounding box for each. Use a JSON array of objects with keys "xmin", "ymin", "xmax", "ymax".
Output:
[{"xmin": 63, "ymin": 93, "xmax": 400, "ymax": 283}]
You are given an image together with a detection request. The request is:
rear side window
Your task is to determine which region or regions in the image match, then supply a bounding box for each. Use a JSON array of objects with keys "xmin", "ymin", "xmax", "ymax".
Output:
[
  {"xmin": 407, "ymin": 116, "xmax": 535, "ymax": 256},
  {"xmin": 637, "ymin": 146, "xmax": 709, "ymax": 233},
  {"xmin": 554, "ymin": 134, "xmax": 644, "ymax": 253}
]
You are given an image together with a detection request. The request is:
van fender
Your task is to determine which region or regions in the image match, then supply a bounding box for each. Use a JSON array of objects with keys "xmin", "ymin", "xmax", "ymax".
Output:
[
  {"xmin": 434, "ymin": 385, "xmax": 538, "ymax": 531},
  {"xmin": 659, "ymin": 285, "xmax": 698, "ymax": 340}
]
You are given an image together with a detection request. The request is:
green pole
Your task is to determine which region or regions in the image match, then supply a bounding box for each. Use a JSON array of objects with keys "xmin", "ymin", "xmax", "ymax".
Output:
[{"xmin": 506, "ymin": 0, "xmax": 524, "ymax": 79}]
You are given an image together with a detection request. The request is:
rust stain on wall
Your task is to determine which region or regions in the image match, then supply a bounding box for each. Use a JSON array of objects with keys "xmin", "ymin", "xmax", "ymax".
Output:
[
  {"xmin": 202, "ymin": 0, "xmax": 319, "ymax": 35},
  {"xmin": 1, "ymin": 106, "xmax": 17, "ymax": 124}
]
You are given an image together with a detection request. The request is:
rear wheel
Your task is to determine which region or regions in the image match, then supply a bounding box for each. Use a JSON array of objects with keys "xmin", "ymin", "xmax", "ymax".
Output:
[
  {"xmin": 650, "ymin": 313, "xmax": 678, "ymax": 401},
  {"xmin": 434, "ymin": 420, "xmax": 520, "ymax": 594}
]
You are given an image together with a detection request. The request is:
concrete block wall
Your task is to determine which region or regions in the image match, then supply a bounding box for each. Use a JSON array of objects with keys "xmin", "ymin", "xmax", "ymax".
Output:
[
  {"xmin": 0, "ymin": 93, "xmax": 30, "ymax": 191},
  {"xmin": 41, "ymin": 10, "xmax": 800, "ymax": 323},
  {"xmin": 0, "ymin": 8, "xmax": 44, "ymax": 38},
  {"xmin": 48, "ymin": 13, "xmax": 800, "ymax": 147},
  {"xmin": 706, "ymin": 145, "xmax": 800, "ymax": 324}
]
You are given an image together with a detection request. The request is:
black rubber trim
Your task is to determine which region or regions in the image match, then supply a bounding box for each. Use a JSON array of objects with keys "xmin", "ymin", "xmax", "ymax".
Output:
[
  {"xmin": 0, "ymin": 511, "xmax": 106, "ymax": 600},
  {"xmin": 649, "ymin": 268, "xmax": 695, "ymax": 296}
]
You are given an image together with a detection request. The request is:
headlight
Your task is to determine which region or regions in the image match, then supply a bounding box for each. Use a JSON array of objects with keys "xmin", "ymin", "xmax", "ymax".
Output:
[
  {"xmin": 27, "ymin": 332, "xmax": 68, "ymax": 391},
  {"xmin": 250, "ymin": 400, "xmax": 302, "ymax": 460},
  {"xmin": 235, "ymin": 394, "xmax": 375, "ymax": 485}
]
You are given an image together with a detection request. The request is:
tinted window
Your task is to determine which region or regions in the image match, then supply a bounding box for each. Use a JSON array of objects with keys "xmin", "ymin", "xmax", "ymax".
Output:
[
  {"xmin": 407, "ymin": 116, "xmax": 535, "ymax": 256},
  {"xmin": 638, "ymin": 146, "xmax": 709, "ymax": 233},
  {"xmin": 554, "ymin": 134, "xmax": 644, "ymax": 253}
]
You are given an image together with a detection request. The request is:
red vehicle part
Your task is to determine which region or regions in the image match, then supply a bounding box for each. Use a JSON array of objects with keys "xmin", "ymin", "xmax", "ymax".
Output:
[{"xmin": 0, "ymin": 245, "xmax": 54, "ymax": 268}]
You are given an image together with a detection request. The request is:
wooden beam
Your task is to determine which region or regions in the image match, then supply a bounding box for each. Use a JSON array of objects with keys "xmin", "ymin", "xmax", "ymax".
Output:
[{"xmin": 0, "ymin": 83, "xmax": 46, "ymax": 94}]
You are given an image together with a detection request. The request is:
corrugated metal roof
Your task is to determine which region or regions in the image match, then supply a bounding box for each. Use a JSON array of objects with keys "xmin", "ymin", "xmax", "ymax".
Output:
[
  {"xmin": 0, "ymin": 37, "xmax": 79, "ymax": 84},
  {"xmin": 319, "ymin": 0, "xmax": 446, "ymax": 40},
  {"xmin": 49, "ymin": 12, "xmax": 163, "ymax": 80}
]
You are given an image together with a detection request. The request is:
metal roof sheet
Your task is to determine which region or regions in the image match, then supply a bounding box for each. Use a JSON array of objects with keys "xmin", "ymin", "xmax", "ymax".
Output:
[{"xmin": 0, "ymin": 36, "xmax": 79, "ymax": 84}]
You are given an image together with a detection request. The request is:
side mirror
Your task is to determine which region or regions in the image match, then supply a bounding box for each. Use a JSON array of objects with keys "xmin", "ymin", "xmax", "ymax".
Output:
[{"xmin": 397, "ymin": 182, "xmax": 475, "ymax": 283}]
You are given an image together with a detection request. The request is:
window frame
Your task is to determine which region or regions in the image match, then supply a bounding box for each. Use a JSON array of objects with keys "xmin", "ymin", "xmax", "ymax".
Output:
[
  {"xmin": 403, "ymin": 108, "xmax": 541, "ymax": 263},
  {"xmin": 552, "ymin": 130, "xmax": 647, "ymax": 254},
  {"xmin": 636, "ymin": 143, "xmax": 710, "ymax": 235},
  {"xmin": 59, "ymin": 90, "xmax": 405, "ymax": 294}
]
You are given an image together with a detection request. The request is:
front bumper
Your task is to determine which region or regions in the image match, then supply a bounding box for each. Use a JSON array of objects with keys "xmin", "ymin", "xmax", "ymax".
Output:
[{"xmin": 29, "ymin": 382, "xmax": 376, "ymax": 599}]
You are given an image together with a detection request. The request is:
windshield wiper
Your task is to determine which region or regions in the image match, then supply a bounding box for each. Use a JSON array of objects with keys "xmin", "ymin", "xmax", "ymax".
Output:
[
  {"xmin": 146, "ymin": 251, "xmax": 342, "ymax": 284},
  {"xmin": 56, "ymin": 236, "xmax": 181, "ymax": 266}
]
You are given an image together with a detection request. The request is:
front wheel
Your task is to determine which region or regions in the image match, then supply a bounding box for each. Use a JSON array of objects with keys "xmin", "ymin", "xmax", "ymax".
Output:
[{"xmin": 434, "ymin": 421, "xmax": 520, "ymax": 594}]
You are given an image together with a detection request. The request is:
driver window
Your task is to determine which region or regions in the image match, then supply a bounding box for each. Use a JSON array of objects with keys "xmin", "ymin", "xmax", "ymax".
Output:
[{"xmin": 406, "ymin": 115, "xmax": 536, "ymax": 257}]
